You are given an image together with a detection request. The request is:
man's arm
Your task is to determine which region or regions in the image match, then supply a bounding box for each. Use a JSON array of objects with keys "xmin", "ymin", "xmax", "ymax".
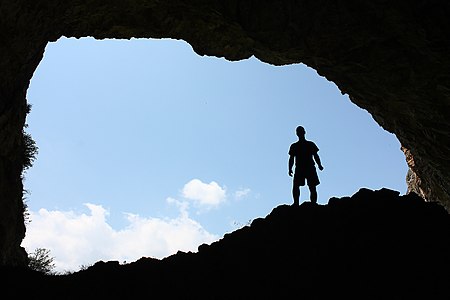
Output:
[
  {"xmin": 313, "ymin": 153, "xmax": 324, "ymax": 170},
  {"xmin": 288, "ymin": 155, "xmax": 295, "ymax": 176}
]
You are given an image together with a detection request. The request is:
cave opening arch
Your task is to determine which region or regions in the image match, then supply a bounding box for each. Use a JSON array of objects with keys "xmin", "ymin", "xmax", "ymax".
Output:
[{"xmin": 21, "ymin": 36, "xmax": 408, "ymax": 272}]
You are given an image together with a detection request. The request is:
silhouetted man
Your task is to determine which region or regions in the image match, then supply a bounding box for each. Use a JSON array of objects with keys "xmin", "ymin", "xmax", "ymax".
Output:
[{"xmin": 288, "ymin": 126, "xmax": 323, "ymax": 205}]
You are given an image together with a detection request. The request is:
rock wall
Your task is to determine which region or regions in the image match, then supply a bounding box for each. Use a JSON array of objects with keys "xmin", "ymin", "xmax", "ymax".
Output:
[{"xmin": 0, "ymin": 0, "xmax": 449, "ymax": 266}]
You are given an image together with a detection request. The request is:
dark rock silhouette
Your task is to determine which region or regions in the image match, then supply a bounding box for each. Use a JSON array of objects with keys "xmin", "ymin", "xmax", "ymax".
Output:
[{"xmin": 3, "ymin": 188, "xmax": 449, "ymax": 299}]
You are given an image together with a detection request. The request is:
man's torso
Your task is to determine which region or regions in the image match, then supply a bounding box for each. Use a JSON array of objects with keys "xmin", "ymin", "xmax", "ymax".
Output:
[{"xmin": 289, "ymin": 140, "xmax": 318, "ymax": 168}]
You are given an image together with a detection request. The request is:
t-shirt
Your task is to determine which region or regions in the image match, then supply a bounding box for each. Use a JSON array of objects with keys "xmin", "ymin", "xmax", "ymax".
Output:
[{"xmin": 289, "ymin": 140, "xmax": 319, "ymax": 167}]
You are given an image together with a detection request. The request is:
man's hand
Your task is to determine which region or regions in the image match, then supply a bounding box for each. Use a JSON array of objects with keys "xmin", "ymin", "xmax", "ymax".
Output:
[
  {"xmin": 318, "ymin": 165, "xmax": 324, "ymax": 171},
  {"xmin": 288, "ymin": 170, "xmax": 293, "ymax": 177}
]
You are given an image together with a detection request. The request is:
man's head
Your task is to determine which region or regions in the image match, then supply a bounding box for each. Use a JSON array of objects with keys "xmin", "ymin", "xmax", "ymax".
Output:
[{"xmin": 296, "ymin": 126, "xmax": 306, "ymax": 137}]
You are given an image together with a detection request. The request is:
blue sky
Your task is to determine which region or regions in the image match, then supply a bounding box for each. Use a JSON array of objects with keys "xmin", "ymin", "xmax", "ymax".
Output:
[{"xmin": 22, "ymin": 37, "xmax": 408, "ymax": 272}]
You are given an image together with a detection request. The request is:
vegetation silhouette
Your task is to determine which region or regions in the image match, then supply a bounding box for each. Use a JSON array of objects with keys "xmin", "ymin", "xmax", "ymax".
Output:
[{"xmin": 27, "ymin": 248, "xmax": 55, "ymax": 275}]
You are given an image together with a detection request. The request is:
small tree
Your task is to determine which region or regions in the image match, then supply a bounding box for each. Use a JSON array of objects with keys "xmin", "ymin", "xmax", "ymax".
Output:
[
  {"xmin": 28, "ymin": 248, "xmax": 56, "ymax": 274},
  {"xmin": 21, "ymin": 103, "xmax": 38, "ymax": 226},
  {"xmin": 22, "ymin": 104, "xmax": 39, "ymax": 172}
]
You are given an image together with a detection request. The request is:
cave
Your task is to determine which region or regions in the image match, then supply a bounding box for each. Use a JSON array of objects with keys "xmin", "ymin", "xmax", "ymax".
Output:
[{"xmin": 0, "ymin": 0, "xmax": 449, "ymax": 273}]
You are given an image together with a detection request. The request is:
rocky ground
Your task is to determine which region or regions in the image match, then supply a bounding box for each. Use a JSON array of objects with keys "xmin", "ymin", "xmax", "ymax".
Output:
[{"xmin": 2, "ymin": 188, "xmax": 450, "ymax": 299}]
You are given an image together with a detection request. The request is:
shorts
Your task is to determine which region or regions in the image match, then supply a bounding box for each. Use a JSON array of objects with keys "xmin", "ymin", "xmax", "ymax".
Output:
[{"xmin": 293, "ymin": 166, "xmax": 320, "ymax": 187}]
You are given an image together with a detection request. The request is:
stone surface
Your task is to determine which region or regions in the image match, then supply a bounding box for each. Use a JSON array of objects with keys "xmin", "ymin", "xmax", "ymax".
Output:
[
  {"xmin": 2, "ymin": 188, "xmax": 450, "ymax": 298},
  {"xmin": 0, "ymin": 0, "xmax": 449, "ymax": 266}
]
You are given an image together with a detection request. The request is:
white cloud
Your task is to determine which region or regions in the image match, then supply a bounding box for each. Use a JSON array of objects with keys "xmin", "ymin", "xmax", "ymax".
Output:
[
  {"xmin": 21, "ymin": 203, "xmax": 219, "ymax": 273},
  {"xmin": 21, "ymin": 179, "xmax": 248, "ymax": 273},
  {"xmin": 166, "ymin": 197, "xmax": 189, "ymax": 218},
  {"xmin": 182, "ymin": 179, "xmax": 226, "ymax": 207},
  {"xmin": 235, "ymin": 188, "xmax": 251, "ymax": 199}
]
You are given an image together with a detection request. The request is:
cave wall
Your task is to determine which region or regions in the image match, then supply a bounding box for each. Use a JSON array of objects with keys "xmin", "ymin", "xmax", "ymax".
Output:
[{"xmin": 0, "ymin": 0, "xmax": 449, "ymax": 266}]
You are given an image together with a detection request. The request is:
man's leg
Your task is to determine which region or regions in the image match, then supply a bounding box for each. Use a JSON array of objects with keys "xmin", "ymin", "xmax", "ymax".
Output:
[
  {"xmin": 309, "ymin": 185, "xmax": 317, "ymax": 204},
  {"xmin": 307, "ymin": 168, "xmax": 319, "ymax": 204},
  {"xmin": 292, "ymin": 183, "xmax": 300, "ymax": 206}
]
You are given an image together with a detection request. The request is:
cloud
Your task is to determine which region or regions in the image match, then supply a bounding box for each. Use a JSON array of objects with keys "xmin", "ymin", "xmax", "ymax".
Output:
[
  {"xmin": 234, "ymin": 188, "xmax": 251, "ymax": 199},
  {"xmin": 182, "ymin": 179, "xmax": 226, "ymax": 207},
  {"xmin": 21, "ymin": 203, "xmax": 219, "ymax": 273},
  {"xmin": 21, "ymin": 179, "xmax": 249, "ymax": 273}
]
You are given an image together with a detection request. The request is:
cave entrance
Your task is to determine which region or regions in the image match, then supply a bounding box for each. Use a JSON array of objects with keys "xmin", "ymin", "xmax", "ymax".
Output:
[{"xmin": 22, "ymin": 37, "xmax": 408, "ymax": 272}]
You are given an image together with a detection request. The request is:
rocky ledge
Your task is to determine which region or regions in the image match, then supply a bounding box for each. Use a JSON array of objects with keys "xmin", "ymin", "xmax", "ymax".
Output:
[{"xmin": 2, "ymin": 188, "xmax": 449, "ymax": 299}]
